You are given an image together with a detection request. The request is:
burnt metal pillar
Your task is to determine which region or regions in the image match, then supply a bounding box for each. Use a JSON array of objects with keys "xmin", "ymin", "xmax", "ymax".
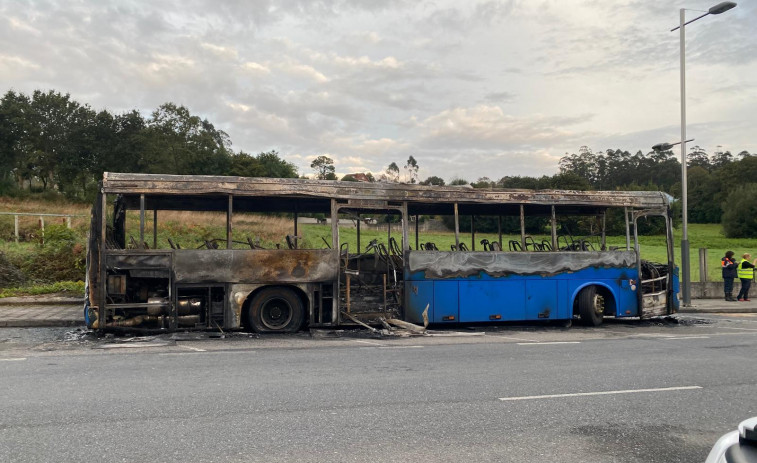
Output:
[
  {"xmin": 601, "ymin": 210, "xmax": 606, "ymax": 250},
  {"xmin": 153, "ymin": 210, "xmax": 157, "ymax": 249},
  {"xmin": 551, "ymin": 205, "xmax": 557, "ymax": 251},
  {"xmin": 402, "ymin": 202, "xmax": 409, "ymax": 251},
  {"xmin": 497, "ymin": 216, "xmax": 502, "ymax": 249},
  {"xmin": 139, "ymin": 194, "xmax": 145, "ymax": 246},
  {"xmin": 99, "ymin": 192, "xmax": 107, "ymax": 326},
  {"xmin": 453, "ymin": 203, "xmax": 460, "ymax": 248},
  {"xmin": 227, "ymin": 195, "xmax": 233, "ymax": 249},
  {"xmin": 415, "ymin": 214, "xmax": 419, "ymax": 250},
  {"xmin": 356, "ymin": 215, "xmax": 361, "ymax": 253},
  {"xmin": 624, "ymin": 207, "xmax": 631, "ymax": 250},
  {"xmin": 520, "ymin": 204, "xmax": 525, "ymax": 251},
  {"xmin": 471, "ymin": 215, "xmax": 475, "ymax": 251}
]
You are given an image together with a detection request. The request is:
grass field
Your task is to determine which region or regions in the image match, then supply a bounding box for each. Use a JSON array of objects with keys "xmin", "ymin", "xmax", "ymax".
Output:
[{"xmin": 3, "ymin": 196, "xmax": 757, "ymax": 295}]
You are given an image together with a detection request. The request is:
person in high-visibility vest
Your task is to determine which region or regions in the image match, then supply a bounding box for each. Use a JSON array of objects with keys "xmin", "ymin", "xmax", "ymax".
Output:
[{"xmin": 736, "ymin": 253, "xmax": 756, "ymax": 302}]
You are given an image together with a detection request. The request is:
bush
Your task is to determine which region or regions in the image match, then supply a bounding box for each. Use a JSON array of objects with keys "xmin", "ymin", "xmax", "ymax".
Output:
[
  {"xmin": 0, "ymin": 251, "xmax": 25, "ymax": 288},
  {"xmin": 19, "ymin": 224, "xmax": 86, "ymax": 283},
  {"xmin": 722, "ymin": 184, "xmax": 757, "ymax": 238}
]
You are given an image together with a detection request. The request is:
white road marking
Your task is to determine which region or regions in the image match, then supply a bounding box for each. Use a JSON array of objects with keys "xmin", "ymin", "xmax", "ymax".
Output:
[
  {"xmin": 663, "ymin": 336, "xmax": 710, "ymax": 340},
  {"xmin": 180, "ymin": 345, "xmax": 207, "ymax": 352},
  {"xmin": 0, "ymin": 358, "xmax": 27, "ymax": 362},
  {"xmin": 499, "ymin": 385, "xmax": 702, "ymax": 401},
  {"xmin": 159, "ymin": 350, "xmax": 252, "ymax": 356},
  {"xmin": 378, "ymin": 345, "xmax": 423, "ymax": 349},
  {"xmin": 495, "ymin": 335, "xmax": 539, "ymax": 342},
  {"xmin": 353, "ymin": 340, "xmax": 384, "ymax": 346},
  {"xmin": 97, "ymin": 342, "xmax": 171, "ymax": 349},
  {"xmin": 708, "ymin": 326, "xmax": 757, "ymax": 331},
  {"xmin": 517, "ymin": 341, "xmax": 581, "ymax": 346}
]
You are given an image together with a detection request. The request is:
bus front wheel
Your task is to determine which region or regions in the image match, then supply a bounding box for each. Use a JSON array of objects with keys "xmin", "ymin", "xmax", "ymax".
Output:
[
  {"xmin": 247, "ymin": 287, "xmax": 304, "ymax": 333},
  {"xmin": 578, "ymin": 286, "xmax": 604, "ymax": 326}
]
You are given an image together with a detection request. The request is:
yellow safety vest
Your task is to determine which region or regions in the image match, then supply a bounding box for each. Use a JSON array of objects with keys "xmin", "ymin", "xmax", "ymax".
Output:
[{"xmin": 738, "ymin": 259, "xmax": 754, "ymax": 279}]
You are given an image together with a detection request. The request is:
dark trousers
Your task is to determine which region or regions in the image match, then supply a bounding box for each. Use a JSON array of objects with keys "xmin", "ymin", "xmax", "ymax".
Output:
[
  {"xmin": 737, "ymin": 278, "xmax": 752, "ymax": 300},
  {"xmin": 724, "ymin": 277, "xmax": 734, "ymax": 296}
]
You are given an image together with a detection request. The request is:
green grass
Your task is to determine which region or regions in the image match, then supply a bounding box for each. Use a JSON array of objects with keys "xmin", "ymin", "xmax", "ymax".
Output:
[{"xmin": 0, "ymin": 280, "xmax": 85, "ymax": 298}]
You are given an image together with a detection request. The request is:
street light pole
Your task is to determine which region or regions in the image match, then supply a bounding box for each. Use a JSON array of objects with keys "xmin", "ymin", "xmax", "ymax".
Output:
[
  {"xmin": 679, "ymin": 7, "xmax": 691, "ymax": 307},
  {"xmin": 661, "ymin": 2, "xmax": 737, "ymax": 307}
]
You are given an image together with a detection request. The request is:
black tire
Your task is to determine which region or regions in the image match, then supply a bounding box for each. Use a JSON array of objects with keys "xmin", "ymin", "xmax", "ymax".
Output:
[
  {"xmin": 578, "ymin": 286, "xmax": 604, "ymax": 326},
  {"xmin": 247, "ymin": 287, "xmax": 304, "ymax": 333}
]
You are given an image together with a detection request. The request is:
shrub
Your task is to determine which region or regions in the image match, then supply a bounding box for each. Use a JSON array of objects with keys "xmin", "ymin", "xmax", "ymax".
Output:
[
  {"xmin": 722, "ymin": 184, "xmax": 757, "ymax": 238},
  {"xmin": 19, "ymin": 224, "xmax": 86, "ymax": 282},
  {"xmin": 0, "ymin": 251, "xmax": 25, "ymax": 288}
]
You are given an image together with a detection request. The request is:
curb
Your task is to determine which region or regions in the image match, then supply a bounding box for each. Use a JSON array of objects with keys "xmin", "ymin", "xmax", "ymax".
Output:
[
  {"xmin": 0, "ymin": 320, "xmax": 84, "ymax": 328},
  {"xmin": 0, "ymin": 298, "xmax": 84, "ymax": 306},
  {"xmin": 679, "ymin": 308, "xmax": 757, "ymax": 314}
]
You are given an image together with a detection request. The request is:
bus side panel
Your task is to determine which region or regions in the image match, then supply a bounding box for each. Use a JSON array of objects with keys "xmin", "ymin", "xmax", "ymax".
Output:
[
  {"xmin": 405, "ymin": 280, "xmax": 433, "ymax": 325},
  {"xmin": 173, "ymin": 249, "xmax": 339, "ymax": 284},
  {"xmin": 459, "ymin": 280, "xmax": 524, "ymax": 322},
  {"xmin": 525, "ymin": 279, "xmax": 561, "ymax": 320},
  {"xmin": 433, "ymin": 281, "xmax": 459, "ymax": 323}
]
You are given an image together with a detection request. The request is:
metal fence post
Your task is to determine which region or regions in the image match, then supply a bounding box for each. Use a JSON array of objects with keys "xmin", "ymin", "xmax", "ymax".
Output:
[
  {"xmin": 699, "ymin": 248, "xmax": 708, "ymax": 283},
  {"xmin": 14, "ymin": 214, "xmax": 19, "ymax": 243}
]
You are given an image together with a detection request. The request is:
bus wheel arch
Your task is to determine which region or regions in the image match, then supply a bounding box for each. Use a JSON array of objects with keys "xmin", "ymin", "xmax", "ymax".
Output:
[
  {"xmin": 244, "ymin": 286, "xmax": 306, "ymax": 333},
  {"xmin": 573, "ymin": 284, "xmax": 616, "ymax": 326}
]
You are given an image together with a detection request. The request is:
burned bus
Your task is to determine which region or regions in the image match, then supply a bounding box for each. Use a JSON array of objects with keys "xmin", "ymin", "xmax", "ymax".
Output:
[{"xmin": 85, "ymin": 172, "xmax": 679, "ymax": 332}]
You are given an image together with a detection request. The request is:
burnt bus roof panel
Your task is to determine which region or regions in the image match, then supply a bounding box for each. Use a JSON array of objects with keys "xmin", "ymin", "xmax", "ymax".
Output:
[{"xmin": 102, "ymin": 172, "xmax": 669, "ymax": 212}]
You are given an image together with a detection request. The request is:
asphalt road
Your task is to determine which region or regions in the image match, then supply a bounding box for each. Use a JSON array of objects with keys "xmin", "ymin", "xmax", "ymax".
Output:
[{"xmin": 1, "ymin": 314, "xmax": 756, "ymax": 463}]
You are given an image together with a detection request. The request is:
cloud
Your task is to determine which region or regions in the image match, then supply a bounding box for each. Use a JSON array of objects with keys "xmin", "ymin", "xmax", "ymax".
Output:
[{"xmin": 416, "ymin": 105, "xmax": 592, "ymax": 149}]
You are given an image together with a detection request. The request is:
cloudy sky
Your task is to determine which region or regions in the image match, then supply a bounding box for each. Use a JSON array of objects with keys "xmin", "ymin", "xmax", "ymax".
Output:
[{"xmin": 1, "ymin": 0, "xmax": 754, "ymax": 182}]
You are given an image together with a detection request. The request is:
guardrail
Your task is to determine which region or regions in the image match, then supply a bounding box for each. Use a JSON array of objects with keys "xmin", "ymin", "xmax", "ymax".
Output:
[{"xmin": 0, "ymin": 212, "xmax": 87, "ymax": 244}]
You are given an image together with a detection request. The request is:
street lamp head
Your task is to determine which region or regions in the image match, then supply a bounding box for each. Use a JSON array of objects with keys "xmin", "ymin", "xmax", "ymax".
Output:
[
  {"xmin": 652, "ymin": 143, "xmax": 674, "ymax": 151},
  {"xmin": 709, "ymin": 2, "xmax": 737, "ymax": 15}
]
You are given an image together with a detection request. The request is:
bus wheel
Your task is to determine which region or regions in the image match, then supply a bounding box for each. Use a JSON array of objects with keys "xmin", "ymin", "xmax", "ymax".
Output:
[
  {"xmin": 247, "ymin": 287, "xmax": 304, "ymax": 333},
  {"xmin": 578, "ymin": 286, "xmax": 604, "ymax": 326}
]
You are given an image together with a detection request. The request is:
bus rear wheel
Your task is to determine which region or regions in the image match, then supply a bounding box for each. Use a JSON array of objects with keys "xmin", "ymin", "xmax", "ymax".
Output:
[
  {"xmin": 578, "ymin": 286, "xmax": 604, "ymax": 326},
  {"xmin": 247, "ymin": 287, "xmax": 304, "ymax": 333}
]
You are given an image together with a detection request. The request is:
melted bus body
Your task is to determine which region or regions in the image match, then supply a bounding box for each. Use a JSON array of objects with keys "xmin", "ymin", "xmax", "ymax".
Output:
[{"xmin": 85, "ymin": 173, "xmax": 678, "ymax": 332}]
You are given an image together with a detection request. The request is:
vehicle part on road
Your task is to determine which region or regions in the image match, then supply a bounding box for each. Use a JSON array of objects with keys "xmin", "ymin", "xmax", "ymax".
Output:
[{"xmin": 705, "ymin": 417, "xmax": 757, "ymax": 463}]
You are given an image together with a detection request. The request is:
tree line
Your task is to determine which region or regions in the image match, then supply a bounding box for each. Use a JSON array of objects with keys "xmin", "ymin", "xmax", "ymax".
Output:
[{"xmin": 0, "ymin": 90, "xmax": 297, "ymax": 200}]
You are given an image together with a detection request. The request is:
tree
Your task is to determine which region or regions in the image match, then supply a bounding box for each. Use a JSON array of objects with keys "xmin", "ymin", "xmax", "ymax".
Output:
[
  {"xmin": 710, "ymin": 146, "xmax": 732, "ymax": 169},
  {"xmin": 142, "ymin": 102, "xmax": 231, "ymax": 175},
  {"xmin": 420, "ymin": 176, "xmax": 445, "ymax": 186},
  {"xmin": 0, "ymin": 91, "xmax": 31, "ymax": 187},
  {"xmin": 404, "ymin": 156, "xmax": 419, "ymax": 183},
  {"xmin": 687, "ymin": 166, "xmax": 722, "ymax": 223},
  {"xmin": 311, "ymin": 155, "xmax": 336, "ymax": 180},
  {"xmin": 471, "ymin": 177, "xmax": 495, "ymax": 188},
  {"xmin": 722, "ymin": 184, "xmax": 757, "ymax": 238},
  {"xmin": 449, "ymin": 178, "xmax": 469, "ymax": 186},
  {"xmin": 687, "ymin": 145, "xmax": 710, "ymax": 170},
  {"xmin": 255, "ymin": 150, "xmax": 298, "ymax": 178},
  {"xmin": 383, "ymin": 162, "xmax": 400, "ymax": 182}
]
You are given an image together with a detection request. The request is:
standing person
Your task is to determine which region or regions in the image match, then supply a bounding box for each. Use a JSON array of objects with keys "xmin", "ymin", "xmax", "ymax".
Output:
[
  {"xmin": 721, "ymin": 251, "xmax": 738, "ymax": 301},
  {"xmin": 736, "ymin": 253, "xmax": 756, "ymax": 302}
]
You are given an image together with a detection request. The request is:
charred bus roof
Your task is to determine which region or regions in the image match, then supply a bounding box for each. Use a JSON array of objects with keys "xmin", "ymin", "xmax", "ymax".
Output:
[{"xmin": 101, "ymin": 172, "xmax": 670, "ymax": 216}]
